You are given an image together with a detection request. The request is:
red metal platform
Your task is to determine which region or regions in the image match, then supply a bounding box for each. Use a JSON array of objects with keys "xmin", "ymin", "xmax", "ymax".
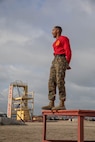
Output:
[{"xmin": 42, "ymin": 110, "xmax": 95, "ymax": 142}]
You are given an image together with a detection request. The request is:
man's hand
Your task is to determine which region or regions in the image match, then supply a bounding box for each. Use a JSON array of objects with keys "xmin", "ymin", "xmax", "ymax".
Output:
[{"xmin": 67, "ymin": 66, "xmax": 71, "ymax": 70}]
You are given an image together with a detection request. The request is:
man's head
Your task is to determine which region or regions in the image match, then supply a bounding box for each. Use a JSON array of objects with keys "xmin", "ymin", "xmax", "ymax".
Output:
[{"xmin": 52, "ymin": 26, "xmax": 62, "ymax": 38}]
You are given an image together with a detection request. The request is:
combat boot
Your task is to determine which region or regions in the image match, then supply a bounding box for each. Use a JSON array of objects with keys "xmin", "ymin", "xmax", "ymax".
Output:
[
  {"xmin": 42, "ymin": 100, "xmax": 54, "ymax": 110},
  {"xmin": 52, "ymin": 100, "xmax": 66, "ymax": 110}
]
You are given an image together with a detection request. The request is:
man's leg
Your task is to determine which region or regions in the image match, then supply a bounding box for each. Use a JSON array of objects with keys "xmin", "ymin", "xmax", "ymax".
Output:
[
  {"xmin": 42, "ymin": 59, "xmax": 56, "ymax": 110},
  {"xmin": 48, "ymin": 64, "xmax": 56, "ymax": 101},
  {"xmin": 52, "ymin": 56, "xmax": 67, "ymax": 110},
  {"xmin": 58, "ymin": 71, "xmax": 66, "ymax": 101}
]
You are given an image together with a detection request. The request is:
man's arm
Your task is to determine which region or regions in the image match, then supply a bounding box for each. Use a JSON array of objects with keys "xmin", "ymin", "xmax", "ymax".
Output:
[{"xmin": 64, "ymin": 37, "xmax": 72, "ymax": 64}]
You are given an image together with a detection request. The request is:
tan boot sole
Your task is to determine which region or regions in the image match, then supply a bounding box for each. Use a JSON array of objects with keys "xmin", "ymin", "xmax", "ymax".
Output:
[{"xmin": 52, "ymin": 106, "xmax": 66, "ymax": 110}]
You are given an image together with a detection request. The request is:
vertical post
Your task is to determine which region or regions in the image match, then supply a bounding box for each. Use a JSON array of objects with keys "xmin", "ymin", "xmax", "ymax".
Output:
[
  {"xmin": 7, "ymin": 85, "xmax": 13, "ymax": 118},
  {"xmin": 42, "ymin": 114, "xmax": 47, "ymax": 142},
  {"xmin": 78, "ymin": 115, "xmax": 84, "ymax": 142}
]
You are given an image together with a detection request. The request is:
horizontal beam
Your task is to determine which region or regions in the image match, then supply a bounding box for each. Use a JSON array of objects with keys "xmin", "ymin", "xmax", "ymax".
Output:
[
  {"xmin": 42, "ymin": 110, "xmax": 95, "ymax": 117},
  {"xmin": 42, "ymin": 140, "xmax": 77, "ymax": 142},
  {"xmin": 42, "ymin": 140, "xmax": 95, "ymax": 142}
]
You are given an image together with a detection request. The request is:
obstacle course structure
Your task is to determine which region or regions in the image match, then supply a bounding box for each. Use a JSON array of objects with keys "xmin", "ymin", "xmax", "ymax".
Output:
[
  {"xmin": 7, "ymin": 81, "xmax": 34, "ymax": 121},
  {"xmin": 42, "ymin": 110, "xmax": 95, "ymax": 142}
]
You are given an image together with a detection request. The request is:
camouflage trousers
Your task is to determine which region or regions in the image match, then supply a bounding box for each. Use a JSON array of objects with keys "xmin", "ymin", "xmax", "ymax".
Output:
[{"xmin": 48, "ymin": 55, "xmax": 69, "ymax": 101}]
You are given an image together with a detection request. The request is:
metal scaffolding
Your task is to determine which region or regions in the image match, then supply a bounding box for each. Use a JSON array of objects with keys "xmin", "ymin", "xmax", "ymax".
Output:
[{"xmin": 7, "ymin": 81, "xmax": 34, "ymax": 121}]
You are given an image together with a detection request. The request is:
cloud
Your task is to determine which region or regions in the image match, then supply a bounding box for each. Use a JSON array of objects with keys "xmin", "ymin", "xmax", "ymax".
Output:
[{"xmin": 0, "ymin": 0, "xmax": 95, "ymax": 115}]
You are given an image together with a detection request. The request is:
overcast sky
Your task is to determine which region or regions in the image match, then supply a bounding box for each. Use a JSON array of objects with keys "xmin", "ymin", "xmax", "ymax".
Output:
[{"xmin": 0, "ymin": 0, "xmax": 95, "ymax": 115}]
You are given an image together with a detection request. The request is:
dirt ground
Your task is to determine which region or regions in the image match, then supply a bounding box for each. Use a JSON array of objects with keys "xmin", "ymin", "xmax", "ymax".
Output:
[{"xmin": 0, "ymin": 120, "xmax": 95, "ymax": 142}]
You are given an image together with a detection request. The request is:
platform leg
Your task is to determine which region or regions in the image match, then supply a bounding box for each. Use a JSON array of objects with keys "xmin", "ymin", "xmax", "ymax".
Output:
[
  {"xmin": 78, "ymin": 115, "xmax": 84, "ymax": 142},
  {"xmin": 42, "ymin": 115, "xmax": 47, "ymax": 142}
]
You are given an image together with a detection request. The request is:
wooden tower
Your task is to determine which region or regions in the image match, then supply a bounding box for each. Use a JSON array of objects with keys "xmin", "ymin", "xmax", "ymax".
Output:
[{"xmin": 7, "ymin": 81, "xmax": 34, "ymax": 121}]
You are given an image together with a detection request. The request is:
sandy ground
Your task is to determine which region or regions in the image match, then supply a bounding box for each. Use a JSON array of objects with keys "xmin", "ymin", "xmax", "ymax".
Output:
[{"xmin": 0, "ymin": 120, "xmax": 95, "ymax": 142}]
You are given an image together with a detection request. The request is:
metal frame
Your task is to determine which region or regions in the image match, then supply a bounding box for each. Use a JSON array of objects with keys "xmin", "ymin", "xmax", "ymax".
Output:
[
  {"xmin": 7, "ymin": 81, "xmax": 34, "ymax": 121},
  {"xmin": 42, "ymin": 110, "xmax": 95, "ymax": 142}
]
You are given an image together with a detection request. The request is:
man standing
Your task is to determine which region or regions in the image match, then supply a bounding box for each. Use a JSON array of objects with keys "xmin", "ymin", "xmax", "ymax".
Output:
[{"xmin": 42, "ymin": 26, "xmax": 72, "ymax": 110}]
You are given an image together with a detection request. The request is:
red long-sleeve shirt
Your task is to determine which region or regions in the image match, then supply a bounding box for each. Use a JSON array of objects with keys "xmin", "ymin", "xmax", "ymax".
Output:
[{"xmin": 52, "ymin": 36, "xmax": 72, "ymax": 64}]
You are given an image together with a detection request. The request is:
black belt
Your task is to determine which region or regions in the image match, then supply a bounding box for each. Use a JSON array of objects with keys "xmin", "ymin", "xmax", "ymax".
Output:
[{"xmin": 54, "ymin": 54, "xmax": 65, "ymax": 57}]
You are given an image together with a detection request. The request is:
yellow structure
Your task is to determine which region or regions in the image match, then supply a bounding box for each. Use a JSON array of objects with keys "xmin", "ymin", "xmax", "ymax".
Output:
[
  {"xmin": 7, "ymin": 81, "xmax": 34, "ymax": 121},
  {"xmin": 17, "ymin": 110, "xmax": 30, "ymax": 121}
]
